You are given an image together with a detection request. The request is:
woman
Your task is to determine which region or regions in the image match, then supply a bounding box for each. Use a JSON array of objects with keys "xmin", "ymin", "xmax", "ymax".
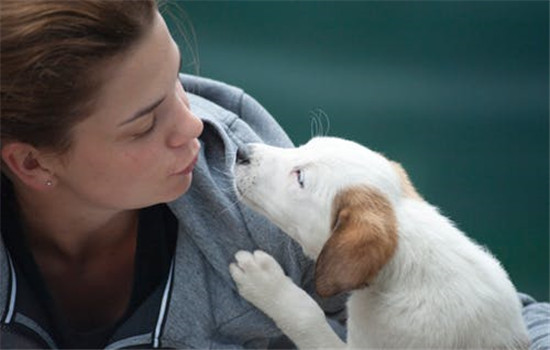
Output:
[
  {"xmin": 0, "ymin": 1, "xmax": 345, "ymax": 348},
  {"xmin": 0, "ymin": 1, "xmax": 547, "ymax": 349}
]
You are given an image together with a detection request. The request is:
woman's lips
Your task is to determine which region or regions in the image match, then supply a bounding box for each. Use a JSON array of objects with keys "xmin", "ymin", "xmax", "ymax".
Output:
[
  {"xmin": 183, "ymin": 155, "xmax": 199, "ymax": 175},
  {"xmin": 173, "ymin": 154, "xmax": 199, "ymax": 176},
  {"xmin": 172, "ymin": 141, "xmax": 202, "ymax": 176}
]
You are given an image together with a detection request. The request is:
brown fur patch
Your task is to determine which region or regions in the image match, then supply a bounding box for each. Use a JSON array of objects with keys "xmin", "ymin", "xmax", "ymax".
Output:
[
  {"xmin": 390, "ymin": 161, "xmax": 423, "ymax": 201},
  {"xmin": 315, "ymin": 185, "xmax": 398, "ymax": 297}
]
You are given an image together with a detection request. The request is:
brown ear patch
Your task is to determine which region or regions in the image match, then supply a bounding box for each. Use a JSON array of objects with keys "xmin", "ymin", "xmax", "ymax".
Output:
[
  {"xmin": 390, "ymin": 161, "xmax": 423, "ymax": 201},
  {"xmin": 315, "ymin": 185, "xmax": 398, "ymax": 297}
]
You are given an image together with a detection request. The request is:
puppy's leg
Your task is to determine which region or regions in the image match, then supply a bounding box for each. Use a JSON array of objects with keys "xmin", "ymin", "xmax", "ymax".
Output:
[{"xmin": 230, "ymin": 250, "xmax": 346, "ymax": 349}]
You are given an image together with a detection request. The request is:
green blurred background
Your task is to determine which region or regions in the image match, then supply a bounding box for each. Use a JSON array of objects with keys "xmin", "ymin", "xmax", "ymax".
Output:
[{"xmin": 165, "ymin": 1, "xmax": 549, "ymax": 301}]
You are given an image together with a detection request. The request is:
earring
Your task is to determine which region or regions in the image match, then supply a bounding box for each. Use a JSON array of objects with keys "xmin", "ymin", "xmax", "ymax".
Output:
[{"xmin": 45, "ymin": 180, "xmax": 53, "ymax": 186}]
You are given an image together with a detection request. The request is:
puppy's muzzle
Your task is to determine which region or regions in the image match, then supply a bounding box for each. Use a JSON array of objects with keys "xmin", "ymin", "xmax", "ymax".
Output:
[{"xmin": 236, "ymin": 145, "xmax": 251, "ymax": 165}]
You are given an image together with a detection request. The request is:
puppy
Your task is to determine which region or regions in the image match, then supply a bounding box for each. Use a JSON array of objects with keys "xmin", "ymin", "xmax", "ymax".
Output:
[{"xmin": 229, "ymin": 137, "xmax": 529, "ymax": 349}]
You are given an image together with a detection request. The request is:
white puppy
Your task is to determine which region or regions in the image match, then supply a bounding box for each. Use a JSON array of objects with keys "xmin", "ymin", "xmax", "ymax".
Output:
[{"xmin": 229, "ymin": 137, "xmax": 529, "ymax": 349}]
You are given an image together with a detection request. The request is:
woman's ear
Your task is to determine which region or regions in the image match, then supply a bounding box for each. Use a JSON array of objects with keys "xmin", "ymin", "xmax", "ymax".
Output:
[{"xmin": 1, "ymin": 142, "xmax": 56, "ymax": 190}]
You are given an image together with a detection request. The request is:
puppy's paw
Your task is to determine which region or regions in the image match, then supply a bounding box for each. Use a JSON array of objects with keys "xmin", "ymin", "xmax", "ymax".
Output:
[{"xmin": 229, "ymin": 250, "xmax": 290, "ymax": 308}]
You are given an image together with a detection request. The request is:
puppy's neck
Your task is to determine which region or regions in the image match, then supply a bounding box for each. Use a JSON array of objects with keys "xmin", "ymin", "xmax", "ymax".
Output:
[{"xmin": 374, "ymin": 199, "xmax": 463, "ymax": 289}]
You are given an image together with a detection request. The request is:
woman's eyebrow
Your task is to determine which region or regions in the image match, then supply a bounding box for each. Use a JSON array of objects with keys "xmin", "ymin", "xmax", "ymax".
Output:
[
  {"xmin": 119, "ymin": 47, "xmax": 181, "ymax": 127},
  {"xmin": 118, "ymin": 96, "xmax": 166, "ymax": 127}
]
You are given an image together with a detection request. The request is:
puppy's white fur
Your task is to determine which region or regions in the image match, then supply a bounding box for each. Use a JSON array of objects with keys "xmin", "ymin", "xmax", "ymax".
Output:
[{"xmin": 229, "ymin": 137, "xmax": 529, "ymax": 349}]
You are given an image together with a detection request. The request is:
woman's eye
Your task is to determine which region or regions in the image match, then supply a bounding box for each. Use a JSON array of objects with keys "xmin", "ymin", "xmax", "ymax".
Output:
[
  {"xmin": 296, "ymin": 169, "xmax": 305, "ymax": 188},
  {"xmin": 134, "ymin": 116, "xmax": 157, "ymax": 138}
]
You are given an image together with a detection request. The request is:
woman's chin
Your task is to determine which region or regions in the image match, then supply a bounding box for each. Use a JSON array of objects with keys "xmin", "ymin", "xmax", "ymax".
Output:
[{"xmin": 165, "ymin": 173, "xmax": 193, "ymax": 202}]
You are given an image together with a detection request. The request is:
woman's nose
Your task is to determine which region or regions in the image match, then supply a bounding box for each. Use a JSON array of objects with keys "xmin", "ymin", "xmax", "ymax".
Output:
[{"xmin": 167, "ymin": 106, "xmax": 203, "ymax": 148}]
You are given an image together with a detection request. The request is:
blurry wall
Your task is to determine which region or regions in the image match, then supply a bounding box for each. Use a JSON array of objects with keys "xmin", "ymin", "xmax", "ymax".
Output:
[{"xmin": 165, "ymin": 1, "xmax": 549, "ymax": 301}]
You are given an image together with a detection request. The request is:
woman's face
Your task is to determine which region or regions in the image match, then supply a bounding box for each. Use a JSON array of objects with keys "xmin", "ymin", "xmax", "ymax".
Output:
[{"xmin": 50, "ymin": 12, "xmax": 204, "ymax": 211}]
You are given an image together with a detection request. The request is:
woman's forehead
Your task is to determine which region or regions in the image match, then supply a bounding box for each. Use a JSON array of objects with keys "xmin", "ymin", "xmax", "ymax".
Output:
[{"xmin": 87, "ymin": 12, "xmax": 179, "ymax": 126}]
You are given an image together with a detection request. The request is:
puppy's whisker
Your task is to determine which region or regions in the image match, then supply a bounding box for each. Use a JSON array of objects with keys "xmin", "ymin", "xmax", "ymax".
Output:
[
  {"xmin": 218, "ymin": 197, "xmax": 242, "ymax": 216},
  {"xmin": 309, "ymin": 108, "xmax": 331, "ymax": 137},
  {"xmin": 219, "ymin": 184, "xmax": 238, "ymax": 195},
  {"xmin": 310, "ymin": 114, "xmax": 319, "ymax": 138},
  {"xmin": 210, "ymin": 165, "xmax": 235, "ymax": 179}
]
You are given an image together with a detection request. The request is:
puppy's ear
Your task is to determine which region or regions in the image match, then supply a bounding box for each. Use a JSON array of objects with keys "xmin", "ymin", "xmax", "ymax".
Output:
[
  {"xmin": 390, "ymin": 161, "xmax": 423, "ymax": 201},
  {"xmin": 315, "ymin": 185, "xmax": 398, "ymax": 297}
]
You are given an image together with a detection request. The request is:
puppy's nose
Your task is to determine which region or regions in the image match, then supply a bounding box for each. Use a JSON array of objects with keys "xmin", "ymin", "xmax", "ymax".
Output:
[{"xmin": 236, "ymin": 146, "xmax": 251, "ymax": 165}]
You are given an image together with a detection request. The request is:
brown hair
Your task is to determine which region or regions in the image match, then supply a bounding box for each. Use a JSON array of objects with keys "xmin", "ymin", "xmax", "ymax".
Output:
[{"xmin": 0, "ymin": 0, "xmax": 157, "ymax": 153}]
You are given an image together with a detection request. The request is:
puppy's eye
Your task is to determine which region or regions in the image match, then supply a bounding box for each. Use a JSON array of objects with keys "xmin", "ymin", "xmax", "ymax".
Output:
[{"xmin": 295, "ymin": 169, "xmax": 305, "ymax": 188}]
